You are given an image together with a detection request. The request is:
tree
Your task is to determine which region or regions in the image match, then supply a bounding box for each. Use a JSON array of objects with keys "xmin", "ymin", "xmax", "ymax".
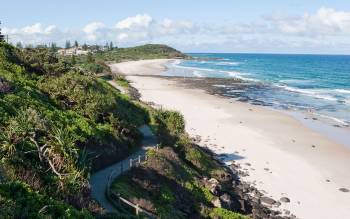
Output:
[
  {"xmin": 25, "ymin": 44, "xmax": 34, "ymax": 49},
  {"xmin": 82, "ymin": 43, "xmax": 88, "ymax": 51},
  {"xmin": 50, "ymin": 42, "xmax": 58, "ymax": 52},
  {"xmin": 16, "ymin": 42, "xmax": 23, "ymax": 49},
  {"xmin": 74, "ymin": 40, "xmax": 79, "ymax": 48},
  {"xmin": 71, "ymin": 55, "xmax": 76, "ymax": 65},
  {"xmin": 109, "ymin": 41, "xmax": 113, "ymax": 50},
  {"xmin": 86, "ymin": 52, "xmax": 94, "ymax": 63},
  {"xmin": 65, "ymin": 40, "xmax": 71, "ymax": 49}
]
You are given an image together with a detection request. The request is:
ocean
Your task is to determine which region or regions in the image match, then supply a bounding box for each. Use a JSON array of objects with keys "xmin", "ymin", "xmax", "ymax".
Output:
[{"xmin": 164, "ymin": 53, "xmax": 350, "ymax": 127}]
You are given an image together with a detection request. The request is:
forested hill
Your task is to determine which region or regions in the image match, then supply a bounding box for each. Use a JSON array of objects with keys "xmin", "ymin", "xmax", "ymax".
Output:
[{"xmin": 95, "ymin": 44, "xmax": 190, "ymax": 62}]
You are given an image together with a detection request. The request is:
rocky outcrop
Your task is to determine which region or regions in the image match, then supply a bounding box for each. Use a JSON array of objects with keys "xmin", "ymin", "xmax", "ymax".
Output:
[{"xmin": 200, "ymin": 156, "xmax": 298, "ymax": 219}]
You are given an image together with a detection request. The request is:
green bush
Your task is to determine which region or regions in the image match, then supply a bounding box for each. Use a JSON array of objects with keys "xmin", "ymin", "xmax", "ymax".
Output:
[
  {"xmin": 0, "ymin": 181, "xmax": 93, "ymax": 218},
  {"xmin": 0, "ymin": 43, "xmax": 154, "ymax": 215},
  {"xmin": 150, "ymin": 109, "xmax": 185, "ymax": 145},
  {"xmin": 209, "ymin": 208, "xmax": 249, "ymax": 219}
]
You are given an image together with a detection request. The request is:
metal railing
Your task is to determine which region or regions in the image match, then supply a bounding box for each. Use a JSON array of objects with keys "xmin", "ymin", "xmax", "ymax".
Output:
[{"xmin": 106, "ymin": 146, "xmax": 159, "ymax": 218}]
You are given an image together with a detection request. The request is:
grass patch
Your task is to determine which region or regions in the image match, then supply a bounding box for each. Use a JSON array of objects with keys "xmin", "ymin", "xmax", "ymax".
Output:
[
  {"xmin": 209, "ymin": 208, "xmax": 249, "ymax": 219},
  {"xmin": 114, "ymin": 75, "xmax": 130, "ymax": 87}
]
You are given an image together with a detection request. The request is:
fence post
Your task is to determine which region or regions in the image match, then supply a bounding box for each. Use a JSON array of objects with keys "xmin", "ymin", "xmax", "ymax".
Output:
[
  {"xmin": 117, "ymin": 193, "xmax": 121, "ymax": 204},
  {"xmin": 138, "ymin": 155, "xmax": 141, "ymax": 164},
  {"xmin": 130, "ymin": 159, "xmax": 132, "ymax": 168},
  {"xmin": 136, "ymin": 204, "xmax": 139, "ymax": 216}
]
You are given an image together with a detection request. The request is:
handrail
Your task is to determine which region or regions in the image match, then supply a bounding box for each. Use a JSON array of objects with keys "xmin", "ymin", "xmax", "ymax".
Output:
[{"xmin": 106, "ymin": 146, "xmax": 159, "ymax": 218}]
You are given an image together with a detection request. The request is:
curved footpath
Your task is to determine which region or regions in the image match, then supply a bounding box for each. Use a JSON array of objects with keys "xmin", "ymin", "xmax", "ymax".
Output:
[{"xmin": 90, "ymin": 125, "xmax": 158, "ymax": 212}]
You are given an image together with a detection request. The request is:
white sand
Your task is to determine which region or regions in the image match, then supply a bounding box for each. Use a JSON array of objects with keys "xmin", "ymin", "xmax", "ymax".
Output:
[{"xmin": 110, "ymin": 60, "xmax": 350, "ymax": 219}]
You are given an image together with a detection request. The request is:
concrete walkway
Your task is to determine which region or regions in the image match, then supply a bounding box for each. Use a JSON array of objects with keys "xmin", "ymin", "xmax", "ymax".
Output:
[
  {"xmin": 90, "ymin": 125, "xmax": 158, "ymax": 212},
  {"xmin": 107, "ymin": 80, "xmax": 128, "ymax": 95}
]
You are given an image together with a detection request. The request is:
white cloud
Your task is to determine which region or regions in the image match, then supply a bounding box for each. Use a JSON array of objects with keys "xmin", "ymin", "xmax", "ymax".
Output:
[
  {"xmin": 115, "ymin": 14, "xmax": 153, "ymax": 29},
  {"xmin": 268, "ymin": 7, "xmax": 350, "ymax": 36},
  {"xmin": 21, "ymin": 23, "xmax": 43, "ymax": 34},
  {"xmin": 117, "ymin": 33, "xmax": 128, "ymax": 41},
  {"xmin": 17, "ymin": 23, "xmax": 57, "ymax": 35},
  {"xmin": 44, "ymin": 25, "xmax": 57, "ymax": 34},
  {"xmin": 83, "ymin": 22, "xmax": 106, "ymax": 40},
  {"xmin": 4, "ymin": 8, "xmax": 350, "ymax": 53},
  {"xmin": 83, "ymin": 22, "xmax": 105, "ymax": 34}
]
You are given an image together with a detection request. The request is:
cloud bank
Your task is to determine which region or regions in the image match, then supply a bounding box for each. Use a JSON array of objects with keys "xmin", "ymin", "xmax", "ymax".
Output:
[{"xmin": 4, "ymin": 8, "xmax": 350, "ymax": 54}]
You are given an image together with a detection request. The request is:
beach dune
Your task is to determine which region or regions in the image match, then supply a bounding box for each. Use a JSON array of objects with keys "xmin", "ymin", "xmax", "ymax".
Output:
[{"xmin": 110, "ymin": 59, "xmax": 350, "ymax": 219}]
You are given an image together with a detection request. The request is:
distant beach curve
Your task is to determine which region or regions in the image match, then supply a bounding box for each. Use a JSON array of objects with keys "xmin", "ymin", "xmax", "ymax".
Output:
[{"xmin": 110, "ymin": 59, "xmax": 350, "ymax": 219}]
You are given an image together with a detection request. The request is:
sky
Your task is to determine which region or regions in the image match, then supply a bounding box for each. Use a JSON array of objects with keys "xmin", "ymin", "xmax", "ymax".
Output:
[{"xmin": 1, "ymin": 0, "xmax": 350, "ymax": 54}]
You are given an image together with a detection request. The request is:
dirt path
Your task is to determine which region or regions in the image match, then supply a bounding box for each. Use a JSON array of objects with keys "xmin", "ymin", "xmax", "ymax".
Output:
[{"xmin": 90, "ymin": 125, "xmax": 158, "ymax": 212}]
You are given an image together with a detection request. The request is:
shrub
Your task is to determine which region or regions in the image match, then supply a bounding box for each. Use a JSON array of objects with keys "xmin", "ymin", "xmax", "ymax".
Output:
[
  {"xmin": 209, "ymin": 208, "xmax": 249, "ymax": 219},
  {"xmin": 150, "ymin": 109, "xmax": 185, "ymax": 145}
]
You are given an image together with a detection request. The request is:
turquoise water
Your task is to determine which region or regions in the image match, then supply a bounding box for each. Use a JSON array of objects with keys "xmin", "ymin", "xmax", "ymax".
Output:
[{"xmin": 165, "ymin": 53, "xmax": 350, "ymax": 125}]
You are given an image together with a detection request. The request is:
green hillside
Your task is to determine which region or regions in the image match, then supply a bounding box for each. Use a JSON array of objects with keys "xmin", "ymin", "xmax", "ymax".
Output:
[
  {"xmin": 0, "ymin": 42, "xmax": 150, "ymax": 217},
  {"xmin": 94, "ymin": 44, "xmax": 190, "ymax": 63}
]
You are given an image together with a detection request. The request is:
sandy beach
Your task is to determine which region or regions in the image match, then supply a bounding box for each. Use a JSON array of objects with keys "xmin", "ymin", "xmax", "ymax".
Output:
[{"xmin": 110, "ymin": 59, "xmax": 350, "ymax": 219}]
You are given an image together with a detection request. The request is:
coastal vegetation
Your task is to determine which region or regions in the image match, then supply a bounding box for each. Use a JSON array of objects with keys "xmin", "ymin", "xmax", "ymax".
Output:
[
  {"xmin": 0, "ymin": 42, "xmax": 152, "ymax": 217},
  {"xmin": 0, "ymin": 41, "xmax": 264, "ymax": 218},
  {"xmin": 111, "ymin": 107, "xmax": 247, "ymax": 218},
  {"xmin": 94, "ymin": 44, "xmax": 189, "ymax": 62}
]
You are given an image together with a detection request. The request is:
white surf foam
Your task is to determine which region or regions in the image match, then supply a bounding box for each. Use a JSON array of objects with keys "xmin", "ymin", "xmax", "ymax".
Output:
[
  {"xmin": 334, "ymin": 89, "xmax": 350, "ymax": 94},
  {"xmin": 193, "ymin": 70, "xmax": 204, "ymax": 77},
  {"xmin": 277, "ymin": 85, "xmax": 338, "ymax": 102},
  {"xmin": 214, "ymin": 61, "xmax": 241, "ymax": 66}
]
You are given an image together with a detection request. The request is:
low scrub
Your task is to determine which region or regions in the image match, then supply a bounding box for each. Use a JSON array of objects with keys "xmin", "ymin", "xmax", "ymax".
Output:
[{"xmin": 0, "ymin": 42, "xmax": 152, "ymax": 216}]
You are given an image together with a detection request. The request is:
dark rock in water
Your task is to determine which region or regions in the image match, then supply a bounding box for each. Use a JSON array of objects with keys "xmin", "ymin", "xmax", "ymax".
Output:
[
  {"xmin": 333, "ymin": 124, "xmax": 341, "ymax": 128},
  {"xmin": 260, "ymin": 196, "xmax": 276, "ymax": 206},
  {"xmin": 339, "ymin": 188, "xmax": 349, "ymax": 192},
  {"xmin": 280, "ymin": 197, "xmax": 291, "ymax": 203},
  {"xmin": 312, "ymin": 117, "xmax": 318, "ymax": 120}
]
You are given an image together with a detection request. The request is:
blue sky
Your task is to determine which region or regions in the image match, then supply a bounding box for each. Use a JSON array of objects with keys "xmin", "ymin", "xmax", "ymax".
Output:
[{"xmin": 2, "ymin": 0, "xmax": 350, "ymax": 54}]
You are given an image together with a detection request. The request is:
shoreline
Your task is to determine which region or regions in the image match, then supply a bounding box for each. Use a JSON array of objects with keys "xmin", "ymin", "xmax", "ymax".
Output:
[{"xmin": 110, "ymin": 59, "xmax": 350, "ymax": 219}]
